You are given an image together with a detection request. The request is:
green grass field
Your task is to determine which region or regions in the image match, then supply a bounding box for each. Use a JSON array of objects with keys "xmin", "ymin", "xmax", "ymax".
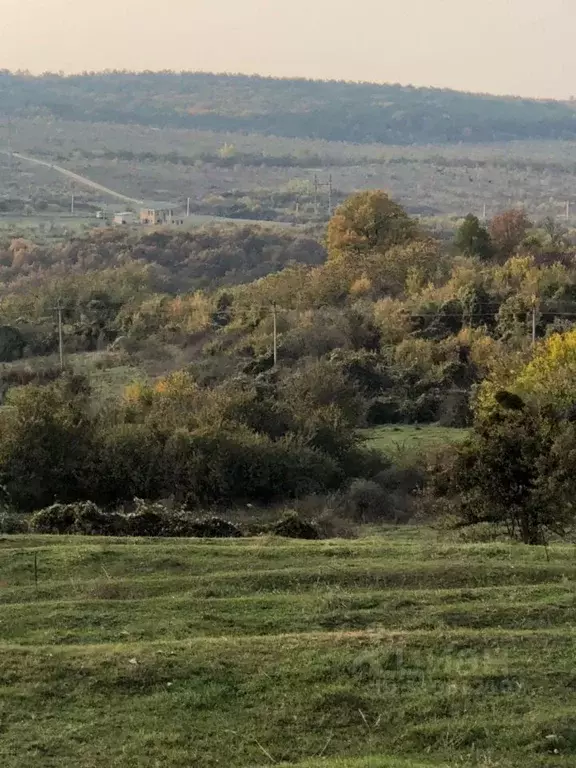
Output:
[
  {"xmin": 1, "ymin": 528, "xmax": 576, "ymax": 767},
  {"xmin": 363, "ymin": 425, "xmax": 469, "ymax": 459}
]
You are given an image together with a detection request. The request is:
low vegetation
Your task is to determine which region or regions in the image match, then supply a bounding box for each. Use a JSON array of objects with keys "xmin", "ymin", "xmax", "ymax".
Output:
[
  {"xmin": 364, "ymin": 425, "xmax": 468, "ymax": 460},
  {"xmin": 1, "ymin": 529, "xmax": 576, "ymax": 767}
]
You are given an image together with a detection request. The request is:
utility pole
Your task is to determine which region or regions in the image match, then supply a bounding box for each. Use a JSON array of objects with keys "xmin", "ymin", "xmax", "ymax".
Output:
[
  {"xmin": 56, "ymin": 299, "xmax": 64, "ymax": 370},
  {"xmin": 272, "ymin": 302, "xmax": 278, "ymax": 368},
  {"xmin": 186, "ymin": 197, "xmax": 191, "ymax": 218},
  {"xmin": 482, "ymin": 202, "xmax": 487, "ymax": 222},
  {"xmin": 70, "ymin": 192, "xmax": 75, "ymax": 216},
  {"xmin": 7, "ymin": 119, "xmax": 13, "ymax": 170},
  {"xmin": 531, "ymin": 296, "xmax": 538, "ymax": 348},
  {"xmin": 312, "ymin": 174, "xmax": 334, "ymax": 217},
  {"xmin": 566, "ymin": 200, "xmax": 571, "ymax": 221}
]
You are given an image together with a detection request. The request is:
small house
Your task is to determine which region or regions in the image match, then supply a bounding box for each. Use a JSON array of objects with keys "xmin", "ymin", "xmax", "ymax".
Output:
[
  {"xmin": 113, "ymin": 212, "xmax": 134, "ymax": 225},
  {"xmin": 139, "ymin": 208, "xmax": 184, "ymax": 226}
]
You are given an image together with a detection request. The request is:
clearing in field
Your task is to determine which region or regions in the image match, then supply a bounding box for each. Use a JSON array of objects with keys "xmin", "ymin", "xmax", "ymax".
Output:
[
  {"xmin": 0, "ymin": 528, "xmax": 575, "ymax": 767},
  {"xmin": 363, "ymin": 425, "xmax": 468, "ymax": 459}
]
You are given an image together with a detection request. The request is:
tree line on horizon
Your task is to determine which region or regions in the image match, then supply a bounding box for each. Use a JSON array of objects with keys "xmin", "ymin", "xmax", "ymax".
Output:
[{"xmin": 2, "ymin": 71, "xmax": 576, "ymax": 144}]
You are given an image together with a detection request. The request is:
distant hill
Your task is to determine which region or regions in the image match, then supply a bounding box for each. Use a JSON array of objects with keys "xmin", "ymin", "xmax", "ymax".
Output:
[{"xmin": 2, "ymin": 71, "xmax": 576, "ymax": 145}]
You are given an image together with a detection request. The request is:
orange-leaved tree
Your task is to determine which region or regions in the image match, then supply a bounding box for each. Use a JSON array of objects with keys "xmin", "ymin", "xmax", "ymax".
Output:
[
  {"xmin": 327, "ymin": 191, "xmax": 418, "ymax": 261},
  {"xmin": 489, "ymin": 209, "xmax": 532, "ymax": 259}
]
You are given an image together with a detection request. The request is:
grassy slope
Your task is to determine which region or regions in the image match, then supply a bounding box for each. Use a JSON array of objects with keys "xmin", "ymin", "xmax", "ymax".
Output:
[
  {"xmin": 1, "ymin": 530, "xmax": 576, "ymax": 767},
  {"xmin": 363, "ymin": 425, "xmax": 468, "ymax": 460}
]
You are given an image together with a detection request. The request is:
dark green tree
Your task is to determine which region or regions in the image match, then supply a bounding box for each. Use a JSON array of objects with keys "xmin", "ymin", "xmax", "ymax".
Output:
[
  {"xmin": 454, "ymin": 214, "xmax": 493, "ymax": 260},
  {"xmin": 0, "ymin": 326, "xmax": 25, "ymax": 362},
  {"xmin": 445, "ymin": 395, "xmax": 576, "ymax": 544},
  {"xmin": 0, "ymin": 377, "xmax": 97, "ymax": 511},
  {"xmin": 460, "ymin": 285, "xmax": 497, "ymax": 329}
]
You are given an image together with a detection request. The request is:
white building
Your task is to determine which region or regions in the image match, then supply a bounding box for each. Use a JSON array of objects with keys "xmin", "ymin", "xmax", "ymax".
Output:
[{"xmin": 113, "ymin": 212, "xmax": 135, "ymax": 225}]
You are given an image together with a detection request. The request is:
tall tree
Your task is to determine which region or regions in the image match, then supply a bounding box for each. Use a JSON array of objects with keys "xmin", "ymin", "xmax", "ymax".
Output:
[
  {"xmin": 542, "ymin": 216, "xmax": 568, "ymax": 252},
  {"xmin": 454, "ymin": 214, "xmax": 493, "ymax": 260},
  {"xmin": 0, "ymin": 376, "xmax": 96, "ymax": 511},
  {"xmin": 327, "ymin": 191, "xmax": 418, "ymax": 260},
  {"xmin": 489, "ymin": 209, "xmax": 531, "ymax": 259},
  {"xmin": 447, "ymin": 398, "xmax": 566, "ymax": 544}
]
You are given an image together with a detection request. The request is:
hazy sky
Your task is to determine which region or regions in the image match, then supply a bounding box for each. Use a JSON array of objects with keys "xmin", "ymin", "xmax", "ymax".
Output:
[{"xmin": 2, "ymin": 0, "xmax": 574, "ymax": 98}]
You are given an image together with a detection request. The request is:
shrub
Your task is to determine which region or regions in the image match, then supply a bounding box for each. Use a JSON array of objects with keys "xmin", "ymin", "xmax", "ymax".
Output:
[
  {"xmin": 73, "ymin": 502, "xmax": 125, "ymax": 536},
  {"xmin": 25, "ymin": 498, "xmax": 244, "ymax": 539},
  {"xmin": 438, "ymin": 391, "xmax": 472, "ymax": 428},
  {"xmin": 375, "ymin": 465, "xmax": 426, "ymax": 496},
  {"xmin": 95, "ymin": 424, "xmax": 164, "ymax": 505},
  {"xmin": 314, "ymin": 510, "xmax": 357, "ymax": 539},
  {"xmin": 165, "ymin": 428, "xmax": 343, "ymax": 508},
  {"xmin": 0, "ymin": 380, "xmax": 97, "ymax": 512},
  {"xmin": 343, "ymin": 479, "xmax": 392, "ymax": 523},
  {"xmin": 272, "ymin": 513, "xmax": 320, "ymax": 540},
  {"xmin": 0, "ymin": 361, "xmax": 62, "ymax": 392},
  {"xmin": 120, "ymin": 502, "xmax": 242, "ymax": 539},
  {"xmin": 0, "ymin": 512, "xmax": 29, "ymax": 534},
  {"xmin": 454, "ymin": 523, "xmax": 507, "ymax": 543},
  {"xmin": 366, "ymin": 398, "xmax": 404, "ymax": 425},
  {"xmin": 186, "ymin": 516, "xmax": 242, "ymax": 538},
  {"xmin": 123, "ymin": 500, "xmax": 171, "ymax": 537},
  {"xmin": 30, "ymin": 503, "xmax": 78, "ymax": 534},
  {"xmin": 29, "ymin": 502, "xmax": 123, "ymax": 535},
  {"xmin": 0, "ymin": 325, "xmax": 25, "ymax": 363},
  {"xmin": 413, "ymin": 391, "xmax": 441, "ymax": 423}
]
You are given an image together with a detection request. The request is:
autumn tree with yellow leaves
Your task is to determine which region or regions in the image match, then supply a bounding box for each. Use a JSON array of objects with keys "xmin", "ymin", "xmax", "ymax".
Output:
[{"xmin": 326, "ymin": 191, "xmax": 418, "ymax": 260}]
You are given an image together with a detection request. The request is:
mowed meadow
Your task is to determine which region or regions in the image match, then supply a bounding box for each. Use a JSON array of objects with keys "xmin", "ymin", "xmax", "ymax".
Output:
[{"xmin": 1, "ymin": 529, "xmax": 576, "ymax": 767}]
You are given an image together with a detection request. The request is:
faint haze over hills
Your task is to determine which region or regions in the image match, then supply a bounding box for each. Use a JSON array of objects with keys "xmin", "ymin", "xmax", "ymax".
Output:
[
  {"xmin": 3, "ymin": 71, "xmax": 576, "ymax": 146},
  {"xmin": 2, "ymin": 0, "xmax": 575, "ymax": 100}
]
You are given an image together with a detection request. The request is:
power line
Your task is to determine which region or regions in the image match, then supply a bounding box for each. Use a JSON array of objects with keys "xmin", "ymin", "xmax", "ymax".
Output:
[
  {"xmin": 312, "ymin": 173, "xmax": 334, "ymax": 216},
  {"xmin": 54, "ymin": 299, "xmax": 64, "ymax": 370},
  {"xmin": 253, "ymin": 302, "xmax": 576, "ymax": 319}
]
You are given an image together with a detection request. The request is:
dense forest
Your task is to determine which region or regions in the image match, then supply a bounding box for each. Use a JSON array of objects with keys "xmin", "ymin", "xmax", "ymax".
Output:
[
  {"xmin": 2, "ymin": 190, "xmax": 576, "ymax": 544},
  {"xmin": 2, "ymin": 71, "xmax": 576, "ymax": 145},
  {"xmin": 0, "ymin": 226, "xmax": 325, "ymax": 292}
]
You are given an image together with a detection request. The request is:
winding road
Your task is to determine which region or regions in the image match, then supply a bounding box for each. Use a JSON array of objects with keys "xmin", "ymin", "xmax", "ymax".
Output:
[
  {"xmin": 0, "ymin": 149, "xmax": 295, "ymax": 228},
  {"xmin": 0, "ymin": 149, "xmax": 145, "ymax": 206}
]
